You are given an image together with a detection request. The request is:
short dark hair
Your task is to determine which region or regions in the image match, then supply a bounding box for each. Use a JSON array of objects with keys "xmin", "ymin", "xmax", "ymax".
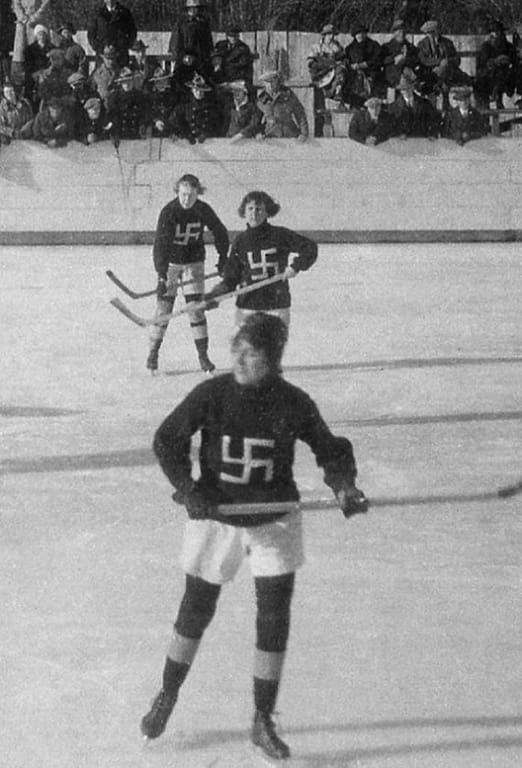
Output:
[
  {"xmin": 238, "ymin": 191, "xmax": 280, "ymax": 218},
  {"xmin": 175, "ymin": 173, "xmax": 206, "ymax": 194},
  {"xmin": 232, "ymin": 312, "xmax": 288, "ymax": 371}
]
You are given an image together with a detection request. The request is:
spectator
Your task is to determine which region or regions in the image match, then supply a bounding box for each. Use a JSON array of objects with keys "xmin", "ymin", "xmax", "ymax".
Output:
[
  {"xmin": 56, "ymin": 22, "xmax": 88, "ymax": 76},
  {"xmin": 75, "ymin": 96, "xmax": 108, "ymax": 144},
  {"xmin": 107, "ymin": 67, "xmax": 151, "ymax": 141},
  {"xmin": 68, "ymin": 70, "xmax": 96, "ymax": 106},
  {"xmin": 345, "ymin": 23, "xmax": 383, "ymax": 106},
  {"xmin": 0, "ymin": 79, "xmax": 33, "ymax": 144},
  {"xmin": 257, "ymin": 70, "xmax": 309, "ymax": 141},
  {"xmin": 212, "ymin": 26, "xmax": 254, "ymax": 87},
  {"xmin": 226, "ymin": 81, "xmax": 262, "ymax": 141},
  {"xmin": 307, "ymin": 24, "xmax": 349, "ymax": 106},
  {"xmin": 88, "ymin": 0, "xmax": 137, "ymax": 67},
  {"xmin": 11, "ymin": 0, "xmax": 51, "ymax": 85},
  {"xmin": 24, "ymin": 23, "xmax": 52, "ymax": 104},
  {"xmin": 171, "ymin": 72, "xmax": 223, "ymax": 144},
  {"xmin": 474, "ymin": 22, "xmax": 516, "ymax": 109},
  {"xmin": 416, "ymin": 20, "xmax": 470, "ymax": 106},
  {"xmin": 35, "ymin": 48, "xmax": 72, "ymax": 107},
  {"xmin": 169, "ymin": 0, "xmax": 214, "ymax": 83},
  {"xmin": 0, "ymin": 0, "xmax": 15, "ymax": 87},
  {"xmin": 128, "ymin": 39, "xmax": 157, "ymax": 91},
  {"xmin": 512, "ymin": 26, "xmax": 522, "ymax": 104},
  {"xmin": 90, "ymin": 44, "xmax": 121, "ymax": 109},
  {"xmin": 442, "ymin": 85, "xmax": 488, "ymax": 145},
  {"xmin": 149, "ymin": 67, "xmax": 177, "ymax": 138},
  {"xmin": 21, "ymin": 96, "xmax": 73, "ymax": 147},
  {"xmin": 388, "ymin": 70, "xmax": 440, "ymax": 138},
  {"xmin": 380, "ymin": 19, "xmax": 419, "ymax": 93},
  {"xmin": 348, "ymin": 96, "xmax": 394, "ymax": 145}
]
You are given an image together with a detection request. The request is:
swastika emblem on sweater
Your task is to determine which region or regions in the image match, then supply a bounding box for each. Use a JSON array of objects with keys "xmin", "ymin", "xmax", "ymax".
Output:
[
  {"xmin": 246, "ymin": 248, "xmax": 279, "ymax": 280},
  {"xmin": 220, "ymin": 436, "xmax": 275, "ymax": 484},
  {"xmin": 173, "ymin": 222, "xmax": 202, "ymax": 245}
]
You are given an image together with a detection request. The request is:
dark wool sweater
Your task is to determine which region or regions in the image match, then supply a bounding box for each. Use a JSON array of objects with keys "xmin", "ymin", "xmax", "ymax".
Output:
[
  {"xmin": 153, "ymin": 198, "xmax": 229, "ymax": 275},
  {"xmin": 154, "ymin": 373, "xmax": 357, "ymax": 527}
]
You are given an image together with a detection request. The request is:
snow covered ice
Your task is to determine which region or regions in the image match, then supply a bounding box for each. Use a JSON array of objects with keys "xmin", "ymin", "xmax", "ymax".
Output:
[{"xmin": 1, "ymin": 243, "xmax": 521, "ymax": 767}]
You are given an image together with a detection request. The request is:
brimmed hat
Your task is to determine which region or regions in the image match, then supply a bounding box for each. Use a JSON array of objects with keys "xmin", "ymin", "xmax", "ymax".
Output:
[
  {"xmin": 103, "ymin": 44, "xmax": 117, "ymax": 58},
  {"xmin": 259, "ymin": 69, "xmax": 281, "ymax": 82},
  {"xmin": 321, "ymin": 24, "xmax": 337, "ymax": 35},
  {"xmin": 229, "ymin": 79, "xmax": 248, "ymax": 93},
  {"xmin": 58, "ymin": 22, "xmax": 75, "ymax": 34},
  {"xmin": 33, "ymin": 24, "xmax": 48, "ymax": 36},
  {"xmin": 130, "ymin": 39, "xmax": 148, "ymax": 52},
  {"xmin": 185, "ymin": 73, "xmax": 212, "ymax": 91},
  {"xmin": 84, "ymin": 97, "xmax": 102, "ymax": 111},
  {"xmin": 67, "ymin": 71, "xmax": 86, "ymax": 85},
  {"xmin": 226, "ymin": 26, "xmax": 241, "ymax": 36},
  {"xmin": 150, "ymin": 65, "xmax": 173, "ymax": 82},
  {"xmin": 420, "ymin": 20, "xmax": 438, "ymax": 34},
  {"xmin": 114, "ymin": 67, "xmax": 134, "ymax": 83},
  {"xmin": 364, "ymin": 96, "xmax": 381, "ymax": 109},
  {"xmin": 451, "ymin": 85, "xmax": 472, "ymax": 101},
  {"xmin": 398, "ymin": 70, "xmax": 417, "ymax": 89}
]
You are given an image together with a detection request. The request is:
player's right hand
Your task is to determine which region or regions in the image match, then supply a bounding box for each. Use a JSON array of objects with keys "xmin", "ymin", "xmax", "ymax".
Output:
[
  {"xmin": 336, "ymin": 483, "xmax": 369, "ymax": 518},
  {"xmin": 156, "ymin": 277, "xmax": 167, "ymax": 298},
  {"xmin": 184, "ymin": 487, "xmax": 215, "ymax": 520}
]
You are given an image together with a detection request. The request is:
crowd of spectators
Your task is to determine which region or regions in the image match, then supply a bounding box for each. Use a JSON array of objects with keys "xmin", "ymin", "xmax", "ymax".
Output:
[
  {"xmin": 308, "ymin": 17, "xmax": 522, "ymax": 145},
  {"xmin": 1, "ymin": 0, "xmax": 522, "ymax": 150}
]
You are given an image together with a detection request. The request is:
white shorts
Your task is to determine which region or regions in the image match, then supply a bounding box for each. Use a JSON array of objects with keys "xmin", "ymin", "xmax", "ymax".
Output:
[
  {"xmin": 180, "ymin": 511, "xmax": 304, "ymax": 585},
  {"xmin": 165, "ymin": 262, "xmax": 205, "ymax": 297}
]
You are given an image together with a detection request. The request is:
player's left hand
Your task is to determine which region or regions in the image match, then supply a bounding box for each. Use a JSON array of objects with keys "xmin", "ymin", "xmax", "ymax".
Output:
[{"xmin": 336, "ymin": 483, "xmax": 369, "ymax": 518}]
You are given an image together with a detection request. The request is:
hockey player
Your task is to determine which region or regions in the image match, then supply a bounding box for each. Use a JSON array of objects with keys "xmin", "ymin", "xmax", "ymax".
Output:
[
  {"xmin": 147, "ymin": 173, "xmax": 229, "ymax": 374},
  {"xmin": 205, "ymin": 190, "xmax": 317, "ymax": 328},
  {"xmin": 140, "ymin": 312, "xmax": 368, "ymax": 760}
]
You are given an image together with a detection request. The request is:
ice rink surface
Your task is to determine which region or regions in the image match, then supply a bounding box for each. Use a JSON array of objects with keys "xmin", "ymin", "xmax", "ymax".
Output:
[{"xmin": 1, "ymin": 242, "xmax": 521, "ymax": 768}]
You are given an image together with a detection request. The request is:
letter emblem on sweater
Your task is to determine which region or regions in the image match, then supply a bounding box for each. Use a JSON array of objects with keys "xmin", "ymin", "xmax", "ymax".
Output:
[
  {"xmin": 220, "ymin": 436, "xmax": 275, "ymax": 484},
  {"xmin": 173, "ymin": 222, "xmax": 202, "ymax": 245},
  {"xmin": 246, "ymin": 248, "xmax": 278, "ymax": 280}
]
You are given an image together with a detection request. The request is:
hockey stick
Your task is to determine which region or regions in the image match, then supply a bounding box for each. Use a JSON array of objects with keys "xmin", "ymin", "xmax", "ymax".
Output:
[
  {"xmin": 105, "ymin": 269, "xmax": 219, "ymax": 300},
  {"xmin": 110, "ymin": 272, "xmax": 286, "ymax": 328},
  {"xmin": 214, "ymin": 478, "xmax": 522, "ymax": 516}
]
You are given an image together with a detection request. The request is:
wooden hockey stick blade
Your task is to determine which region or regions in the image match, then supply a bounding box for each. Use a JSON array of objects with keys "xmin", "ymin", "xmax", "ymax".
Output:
[
  {"xmin": 110, "ymin": 272, "xmax": 286, "ymax": 327},
  {"xmin": 106, "ymin": 269, "xmax": 220, "ymax": 300},
  {"xmin": 106, "ymin": 270, "xmax": 156, "ymax": 299},
  {"xmin": 216, "ymin": 479, "xmax": 522, "ymax": 516}
]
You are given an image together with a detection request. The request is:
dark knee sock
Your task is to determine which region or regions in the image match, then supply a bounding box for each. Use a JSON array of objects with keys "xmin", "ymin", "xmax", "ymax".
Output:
[
  {"xmin": 162, "ymin": 657, "xmax": 190, "ymax": 697},
  {"xmin": 253, "ymin": 677, "xmax": 279, "ymax": 714}
]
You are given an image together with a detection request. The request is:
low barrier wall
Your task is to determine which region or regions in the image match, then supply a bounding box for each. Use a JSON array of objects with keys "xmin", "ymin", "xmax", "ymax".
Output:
[{"xmin": 1, "ymin": 135, "xmax": 522, "ymax": 244}]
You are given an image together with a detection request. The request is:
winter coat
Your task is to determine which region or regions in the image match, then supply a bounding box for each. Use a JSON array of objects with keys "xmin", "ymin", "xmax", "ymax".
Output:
[
  {"xmin": 348, "ymin": 106, "xmax": 394, "ymax": 144},
  {"xmin": 168, "ymin": 13, "xmax": 214, "ymax": 77},
  {"xmin": 442, "ymin": 106, "xmax": 488, "ymax": 144},
  {"xmin": 0, "ymin": 95, "xmax": 33, "ymax": 141},
  {"xmin": 226, "ymin": 100, "xmax": 262, "ymax": 138},
  {"xmin": 211, "ymin": 38, "xmax": 253, "ymax": 84},
  {"xmin": 380, "ymin": 37, "xmax": 419, "ymax": 88},
  {"xmin": 388, "ymin": 92, "xmax": 441, "ymax": 137},
  {"xmin": 171, "ymin": 93, "xmax": 223, "ymax": 141},
  {"xmin": 257, "ymin": 85, "xmax": 308, "ymax": 139},
  {"xmin": 87, "ymin": 2, "xmax": 137, "ymax": 62}
]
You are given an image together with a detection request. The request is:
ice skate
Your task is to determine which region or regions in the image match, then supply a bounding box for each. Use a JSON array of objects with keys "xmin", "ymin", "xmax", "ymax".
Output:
[
  {"xmin": 140, "ymin": 689, "xmax": 177, "ymax": 740},
  {"xmin": 198, "ymin": 352, "xmax": 215, "ymax": 374},
  {"xmin": 251, "ymin": 711, "xmax": 290, "ymax": 761}
]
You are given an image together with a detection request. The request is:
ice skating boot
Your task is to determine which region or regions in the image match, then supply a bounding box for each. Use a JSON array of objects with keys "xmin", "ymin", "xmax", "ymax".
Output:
[
  {"xmin": 146, "ymin": 342, "xmax": 161, "ymax": 374},
  {"xmin": 140, "ymin": 689, "xmax": 177, "ymax": 740},
  {"xmin": 195, "ymin": 339, "xmax": 215, "ymax": 374},
  {"xmin": 251, "ymin": 710, "xmax": 290, "ymax": 760}
]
